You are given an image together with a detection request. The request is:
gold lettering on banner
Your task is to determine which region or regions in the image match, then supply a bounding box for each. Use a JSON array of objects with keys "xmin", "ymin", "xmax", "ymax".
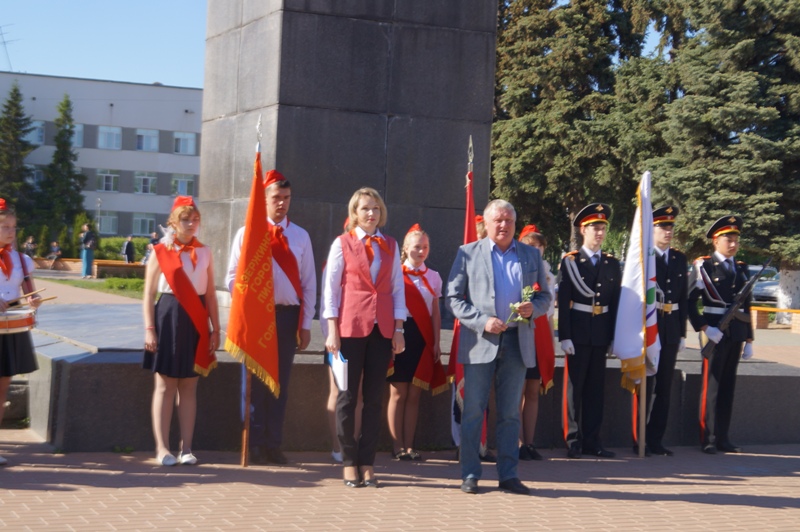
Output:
[{"xmin": 258, "ymin": 323, "xmax": 276, "ymax": 347}]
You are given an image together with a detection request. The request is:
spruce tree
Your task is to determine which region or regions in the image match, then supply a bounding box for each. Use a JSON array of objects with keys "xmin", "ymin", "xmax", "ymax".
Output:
[
  {"xmin": 493, "ymin": 0, "xmax": 642, "ymax": 250},
  {"xmin": 0, "ymin": 82, "xmax": 34, "ymax": 210},
  {"xmin": 38, "ymin": 94, "xmax": 87, "ymax": 230}
]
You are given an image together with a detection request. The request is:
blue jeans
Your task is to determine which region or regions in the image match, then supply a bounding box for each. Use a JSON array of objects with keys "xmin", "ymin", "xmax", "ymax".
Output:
[
  {"xmin": 461, "ymin": 329, "xmax": 527, "ymax": 482},
  {"xmin": 81, "ymin": 248, "xmax": 94, "ymax": 277}
]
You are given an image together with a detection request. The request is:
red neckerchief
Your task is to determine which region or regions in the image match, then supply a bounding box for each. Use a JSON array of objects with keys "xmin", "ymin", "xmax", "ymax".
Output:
[
  {"xmin": 353, "ymin": 229, "xmax": 390, "ymax": 265},
  {"xmin": 173, "ymin": 237, "xmax": 202, "ymax": 269},
  {"xmin": 269, "ymin": 219, "xmax": 304, "ymax": 335},
  {"xmin": 154, "ymin": 242, "xmax": 215, "ymax": 376},
  {"xmin": 402, "ymin": 264, "xmax": 436, "ymax": 297},
  {"xmin": 0, "ymin": 245, "xmax": 12, "ymax": 280}
]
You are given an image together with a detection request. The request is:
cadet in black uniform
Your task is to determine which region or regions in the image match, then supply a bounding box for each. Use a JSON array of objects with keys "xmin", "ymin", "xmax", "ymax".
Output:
[
  {"xmin": 631, "ymin": 206, "xmax": 688, "ymax": 456},
  {"xmin": 688, "ymin": 215, "xmax": 753, "ymax": 454},
  {"xmin": 558, "ymin": 203, "xmax": 621, "ymax": 459}
]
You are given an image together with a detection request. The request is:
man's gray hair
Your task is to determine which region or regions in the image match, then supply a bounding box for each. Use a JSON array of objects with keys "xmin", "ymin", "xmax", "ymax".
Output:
[{"xmin": 483, "ymin": 199, "xmax": 517, "ymax": 221}]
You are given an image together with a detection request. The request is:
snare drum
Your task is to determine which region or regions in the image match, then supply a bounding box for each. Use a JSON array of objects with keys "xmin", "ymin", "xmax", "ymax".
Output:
[{"xmin": 0, "ymin": 309, "xmax": 36, "ymax": 334}]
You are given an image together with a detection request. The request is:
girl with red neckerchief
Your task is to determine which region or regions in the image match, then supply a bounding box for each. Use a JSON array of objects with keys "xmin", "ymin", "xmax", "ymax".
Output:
[
  {"xmin": 387, "ymin": 224, "xmax": 446, "ymax": 462},
  {"xmin": 142, "ymin": 196, "xmax": 220, "ymax": 467},
  {"xmin": 0, "ymin": 199, "xmax": 42, "ymax": 467}
]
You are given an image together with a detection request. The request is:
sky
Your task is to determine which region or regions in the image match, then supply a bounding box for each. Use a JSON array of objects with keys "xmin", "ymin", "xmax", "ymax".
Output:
[{"xmin": 0, "ymin": 0, "xmax": 207, "ymax": 88}]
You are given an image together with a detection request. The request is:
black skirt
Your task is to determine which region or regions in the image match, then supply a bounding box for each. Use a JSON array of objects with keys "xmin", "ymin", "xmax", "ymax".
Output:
[
  {"xmin": 0, "ymin": 330, "xmax": 37, "ymax": 377},
  {"xmin": 387, "ymin": 316, "xmax": 426, "ymax": 383},
  {"xmin": 143, "ymin": 293, "xmax": 205, "ymax": 378}
]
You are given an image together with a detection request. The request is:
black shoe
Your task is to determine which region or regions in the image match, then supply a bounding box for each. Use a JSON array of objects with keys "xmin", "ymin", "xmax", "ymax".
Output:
[
  {"xmin": 479, "ymin": 451, "xmax": 497, "ymax": 463},
  {"xmin": 407, "ymin": 449, "xmax": 422, "ymax": 461},
  {"xmin": 519, "ymin": 445, "xmax": 532, "ymax": 461},
  {"xmin": 632, "ymin": 444, "xmax": 652, "ymax": 457},
  {"xmin": 392, "ymin": 450, "xmax": 411, "ymax": 461},
  {"xmin": 585, "ymin": 448, "xmax": 616, "ymax": 458},
  {"xmin": 460, "ymin": 477, "xmax": 479, "ymax": 494},
  {"xmin": 264, "ymin": 448, "xmax": 288, "ymax": 464},
  {"xmin": 567, "ymin": 446, "xmax": 582, "ymax": 459},
  {"xmin": 519, "ymin": 444, "xmax": 543, "ymax": 461},
  {"xmin": 363, "ymin": 477, "xmax": 380, "ymax": 488},
  {"xmin": 343, "ymin": 478, "xmax": 363, "ymax": 488},
  {"xmin": 702, "ymin": 444, "xmax": 717, "ymax": 455},
  {"xmin": 717, "ymin": 442, "xmax": 742, "ymax": 453},
  {"xmin": 499, "ymin": 477, "xmax": 530, "ymax": 495},
  {"xmin": 650, "ymin": 444, "xmax": 674, "ymax": 456}
]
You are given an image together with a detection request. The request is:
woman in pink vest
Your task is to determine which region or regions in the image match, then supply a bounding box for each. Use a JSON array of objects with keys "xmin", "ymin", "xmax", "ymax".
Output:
[{"xmin": 323, "ymin": 187, "xmax": 406, "ymax": 488}]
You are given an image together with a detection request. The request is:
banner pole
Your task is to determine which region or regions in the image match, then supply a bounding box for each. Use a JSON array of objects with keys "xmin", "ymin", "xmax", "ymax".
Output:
[{"xmin": 241, "ymin": 370, "xmax": 252, "ymax": 467}]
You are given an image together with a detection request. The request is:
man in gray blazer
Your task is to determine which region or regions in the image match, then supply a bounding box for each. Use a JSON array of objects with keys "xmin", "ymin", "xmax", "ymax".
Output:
[{"xmin": 446, "ymin": 199, "xmax": 552, "ymax": 495}]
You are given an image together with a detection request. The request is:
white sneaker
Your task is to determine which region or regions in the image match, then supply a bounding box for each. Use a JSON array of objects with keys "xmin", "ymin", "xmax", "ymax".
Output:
[
  {"xmin": 331, "ymin": 450, "xmax": 343, "ymax": 463},
  {"xmin": 0, "ymin": 455, "xmax": 7, "ymax": 466},
  {"xmin": 178, "ymin": 452, "xmax": 197, "ymax": 465},
  {"xmin": 159, "ymin": 453, "xmax": 177, "ymax": 466}
]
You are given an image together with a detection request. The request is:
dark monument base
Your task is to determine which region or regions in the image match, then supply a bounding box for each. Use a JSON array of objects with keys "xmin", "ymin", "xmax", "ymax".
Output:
[{"xmin": 25, "ymin": 347, "xmax": 800, "ymax": 453}]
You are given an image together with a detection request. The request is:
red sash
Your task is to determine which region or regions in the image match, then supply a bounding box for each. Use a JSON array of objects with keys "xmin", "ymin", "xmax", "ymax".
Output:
[
  {"xmin": 154, "ymin": 243, "xmax": 216, "ymax": 376},
  {"xmin": 389, "ymin": 273, "xmax": 448, "ymax": 395},
  {"xmin": 270, "ymin": 222, "xmax": 303, "ymax": 334},
  {"xmin": 533, "ymin": 314, "xmax": 555, "ymax": 393}
]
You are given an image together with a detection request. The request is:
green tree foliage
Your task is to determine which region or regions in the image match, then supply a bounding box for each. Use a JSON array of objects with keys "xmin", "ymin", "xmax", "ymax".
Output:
[
  {"xmin": 647, "ymin": 0, "xmax": 800, "ymax": 263},
  {"xmin": 36, "ymin": 94, "xmax": 88, "ymax": 230},
  {"xmin": 0, "ymin": 82, "xmax": 34, "ymax": 210},
  {"xmin": 493, "ymin": 0, "xmax": 643, "ymax": 251}
]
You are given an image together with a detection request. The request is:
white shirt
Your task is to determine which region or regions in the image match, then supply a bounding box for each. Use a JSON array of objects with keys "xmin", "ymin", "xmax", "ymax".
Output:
[
  {"xmin": 0, "ymin": 251, "xmax": 34, "ymax": 303},
  {"xmin": 581, "ymin": 245, "xmax": 601, "ymax": 265},
  {"xmin": 403, "ymin": 260, "xmax": 442, "ymax": 316},
  {"xmin": 157, "ymin": 245, "xmax": 211, "ymax": 295},
  {"xmin": 226, "ymin": 217, "xmax": 317, "ymax": 330},
  {"xmin": 322, "ymin": 226, "xmax": 406, "ymax": 321},
  {"xmin": 656, "ymin": 246, "xmax": 669, "ymax": 265}
]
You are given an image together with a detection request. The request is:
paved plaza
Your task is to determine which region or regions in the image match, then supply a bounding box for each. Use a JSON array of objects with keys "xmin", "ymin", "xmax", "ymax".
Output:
[{"xmin": 1, "ymin": 275, "xmax": 799, "ymax": 530}]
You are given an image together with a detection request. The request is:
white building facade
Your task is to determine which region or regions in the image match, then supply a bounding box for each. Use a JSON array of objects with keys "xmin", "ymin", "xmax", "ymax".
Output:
[{"xmin": 0, "ymin": 72, "xmax": 202, "ymax": 236}]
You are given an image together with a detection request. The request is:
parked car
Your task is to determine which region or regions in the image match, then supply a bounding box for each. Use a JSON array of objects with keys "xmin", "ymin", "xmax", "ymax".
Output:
[
  {"xmin": 748, "ymin": 264, "xmax": 777, "ymax": 280},
  {"xmin": 753, "ymin": 273, "xmax": 780, "ymax": 302}
]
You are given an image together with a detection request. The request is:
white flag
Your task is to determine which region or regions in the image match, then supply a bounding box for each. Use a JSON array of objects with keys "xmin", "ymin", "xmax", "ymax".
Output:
[{"xmin": 613, "ymin": 171, "xmax": 661, "ymax": 392}]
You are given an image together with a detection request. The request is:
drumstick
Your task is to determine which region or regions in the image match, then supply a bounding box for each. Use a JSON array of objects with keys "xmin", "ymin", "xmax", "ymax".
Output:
[
  {"xmin": 6, "ymin": 288, "xmax": 46, "ymax": 305},
  {"xmin": 14, "ymin": 296, "xmax": 58, "ymax": 310}
]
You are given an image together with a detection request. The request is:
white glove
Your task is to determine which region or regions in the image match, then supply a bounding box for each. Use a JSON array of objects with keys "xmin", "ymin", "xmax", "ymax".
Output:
[
  {"xmin": 560, "ymin": 339, "xmax": 575, "ymax": 355},
  {"xmin": 705, "ymin": 326, "xmax": 724, "ymax": 344},
  {"xmin": 679, "ymin": 338, "xmax": 686, "ymax": 353},
  {"xmin": 742, "ymin": 343, "xmax": 754, "ymax": 360}
]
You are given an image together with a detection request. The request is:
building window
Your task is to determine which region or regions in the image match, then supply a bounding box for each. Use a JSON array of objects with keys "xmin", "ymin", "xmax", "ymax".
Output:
[
  {"xmin": 98, "ymin": 126, "xmax": 122, "ymax": 150},
  {"xmin": 171, "ymin": 174, "xmax": 195, "ymax": 196},
  {"xmin": 25, "ymin": 121, "xmax": 45, "ymax": 145},
  {"xmin": 96, "ymin": 169, "xmax": 120, "ymax": 192},
  {"xmin": 173, "ymin": 132, "xmax": 196, "ymax": 155},
  {"xmin": 133, "ymin": 213, "xmax": 157, "ymax": 236},
  {"xmin": 96, "ymin": 211, "xmax": 119, "ymax": 235},
  {"xmin": 136, "ymin": 129, "xmax": 159, "ymax": 152},
  {"xmin": 26, "ymin": 165, "xmax": 45, "ymax": 188},
  {"xmin": 134, "ymin": 171, "xmax": 158, "ymax": 194},
  {"xmin": 72, "ymin": 124, "xmax": 84, "ymax": 148}
]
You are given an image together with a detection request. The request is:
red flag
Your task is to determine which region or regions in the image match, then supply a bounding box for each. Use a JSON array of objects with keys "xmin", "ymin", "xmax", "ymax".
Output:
[
  {"xmin": 447, "ymin": 170, "xmax": 489, "ymax": 452},
  {"xmin": 224, "ymin": 147, "xmax": 280, "ymax": 397}
]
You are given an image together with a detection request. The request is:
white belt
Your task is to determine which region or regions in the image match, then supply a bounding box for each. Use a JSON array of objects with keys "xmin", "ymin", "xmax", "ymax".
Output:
[
  {"xmin": 703, "ymin": 306, "xmax": 744, "ymax": 315},
  {"xmin": 571, "ymin": 302, "xmax": 608, "ymax": 315},
  {"xmin": 656, "ymin": 302, "xmax": 679, "ymax": 313}
]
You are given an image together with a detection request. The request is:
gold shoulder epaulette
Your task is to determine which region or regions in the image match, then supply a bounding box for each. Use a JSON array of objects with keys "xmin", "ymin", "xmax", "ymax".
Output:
[
  {"xmin": 602, "ymin": 251, "xmax": 615, "ymax": 258},
  {"xmin": 694, "ymin": 255, "xmax": 710, "ymax": 262},
  {"xmin": 565, "ymin": 250, "xmax": 578, "ymax": 261}
]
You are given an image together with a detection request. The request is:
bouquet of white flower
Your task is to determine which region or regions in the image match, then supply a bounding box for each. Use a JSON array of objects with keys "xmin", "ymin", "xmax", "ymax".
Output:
[{"xmin": 505, "ymin": 284, "xmax": 538, "ymax": 324}]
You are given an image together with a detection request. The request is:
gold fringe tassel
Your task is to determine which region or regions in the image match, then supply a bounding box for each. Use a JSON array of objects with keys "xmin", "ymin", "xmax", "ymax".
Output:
[
  {"xmin": 540, "ymin": 378, "xmax": 555, "ymax": 396},
  {"xmin": 430, "ymin": 381, "xmax": 450, "ymax": 396},
  {"xmin": 619, "ymin": 353, "xmax": 646, "ymax": 394},
  {"xmin": 194, "ymin": 359, "xmax": 218, "ymax": 377},
  {"xmin": 412, "ymin": 376, "xmax": 430, "ymax": 391},
  {"xmin": 225, "ymin": 338, "xmax": 281, "ymax": 398}
]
